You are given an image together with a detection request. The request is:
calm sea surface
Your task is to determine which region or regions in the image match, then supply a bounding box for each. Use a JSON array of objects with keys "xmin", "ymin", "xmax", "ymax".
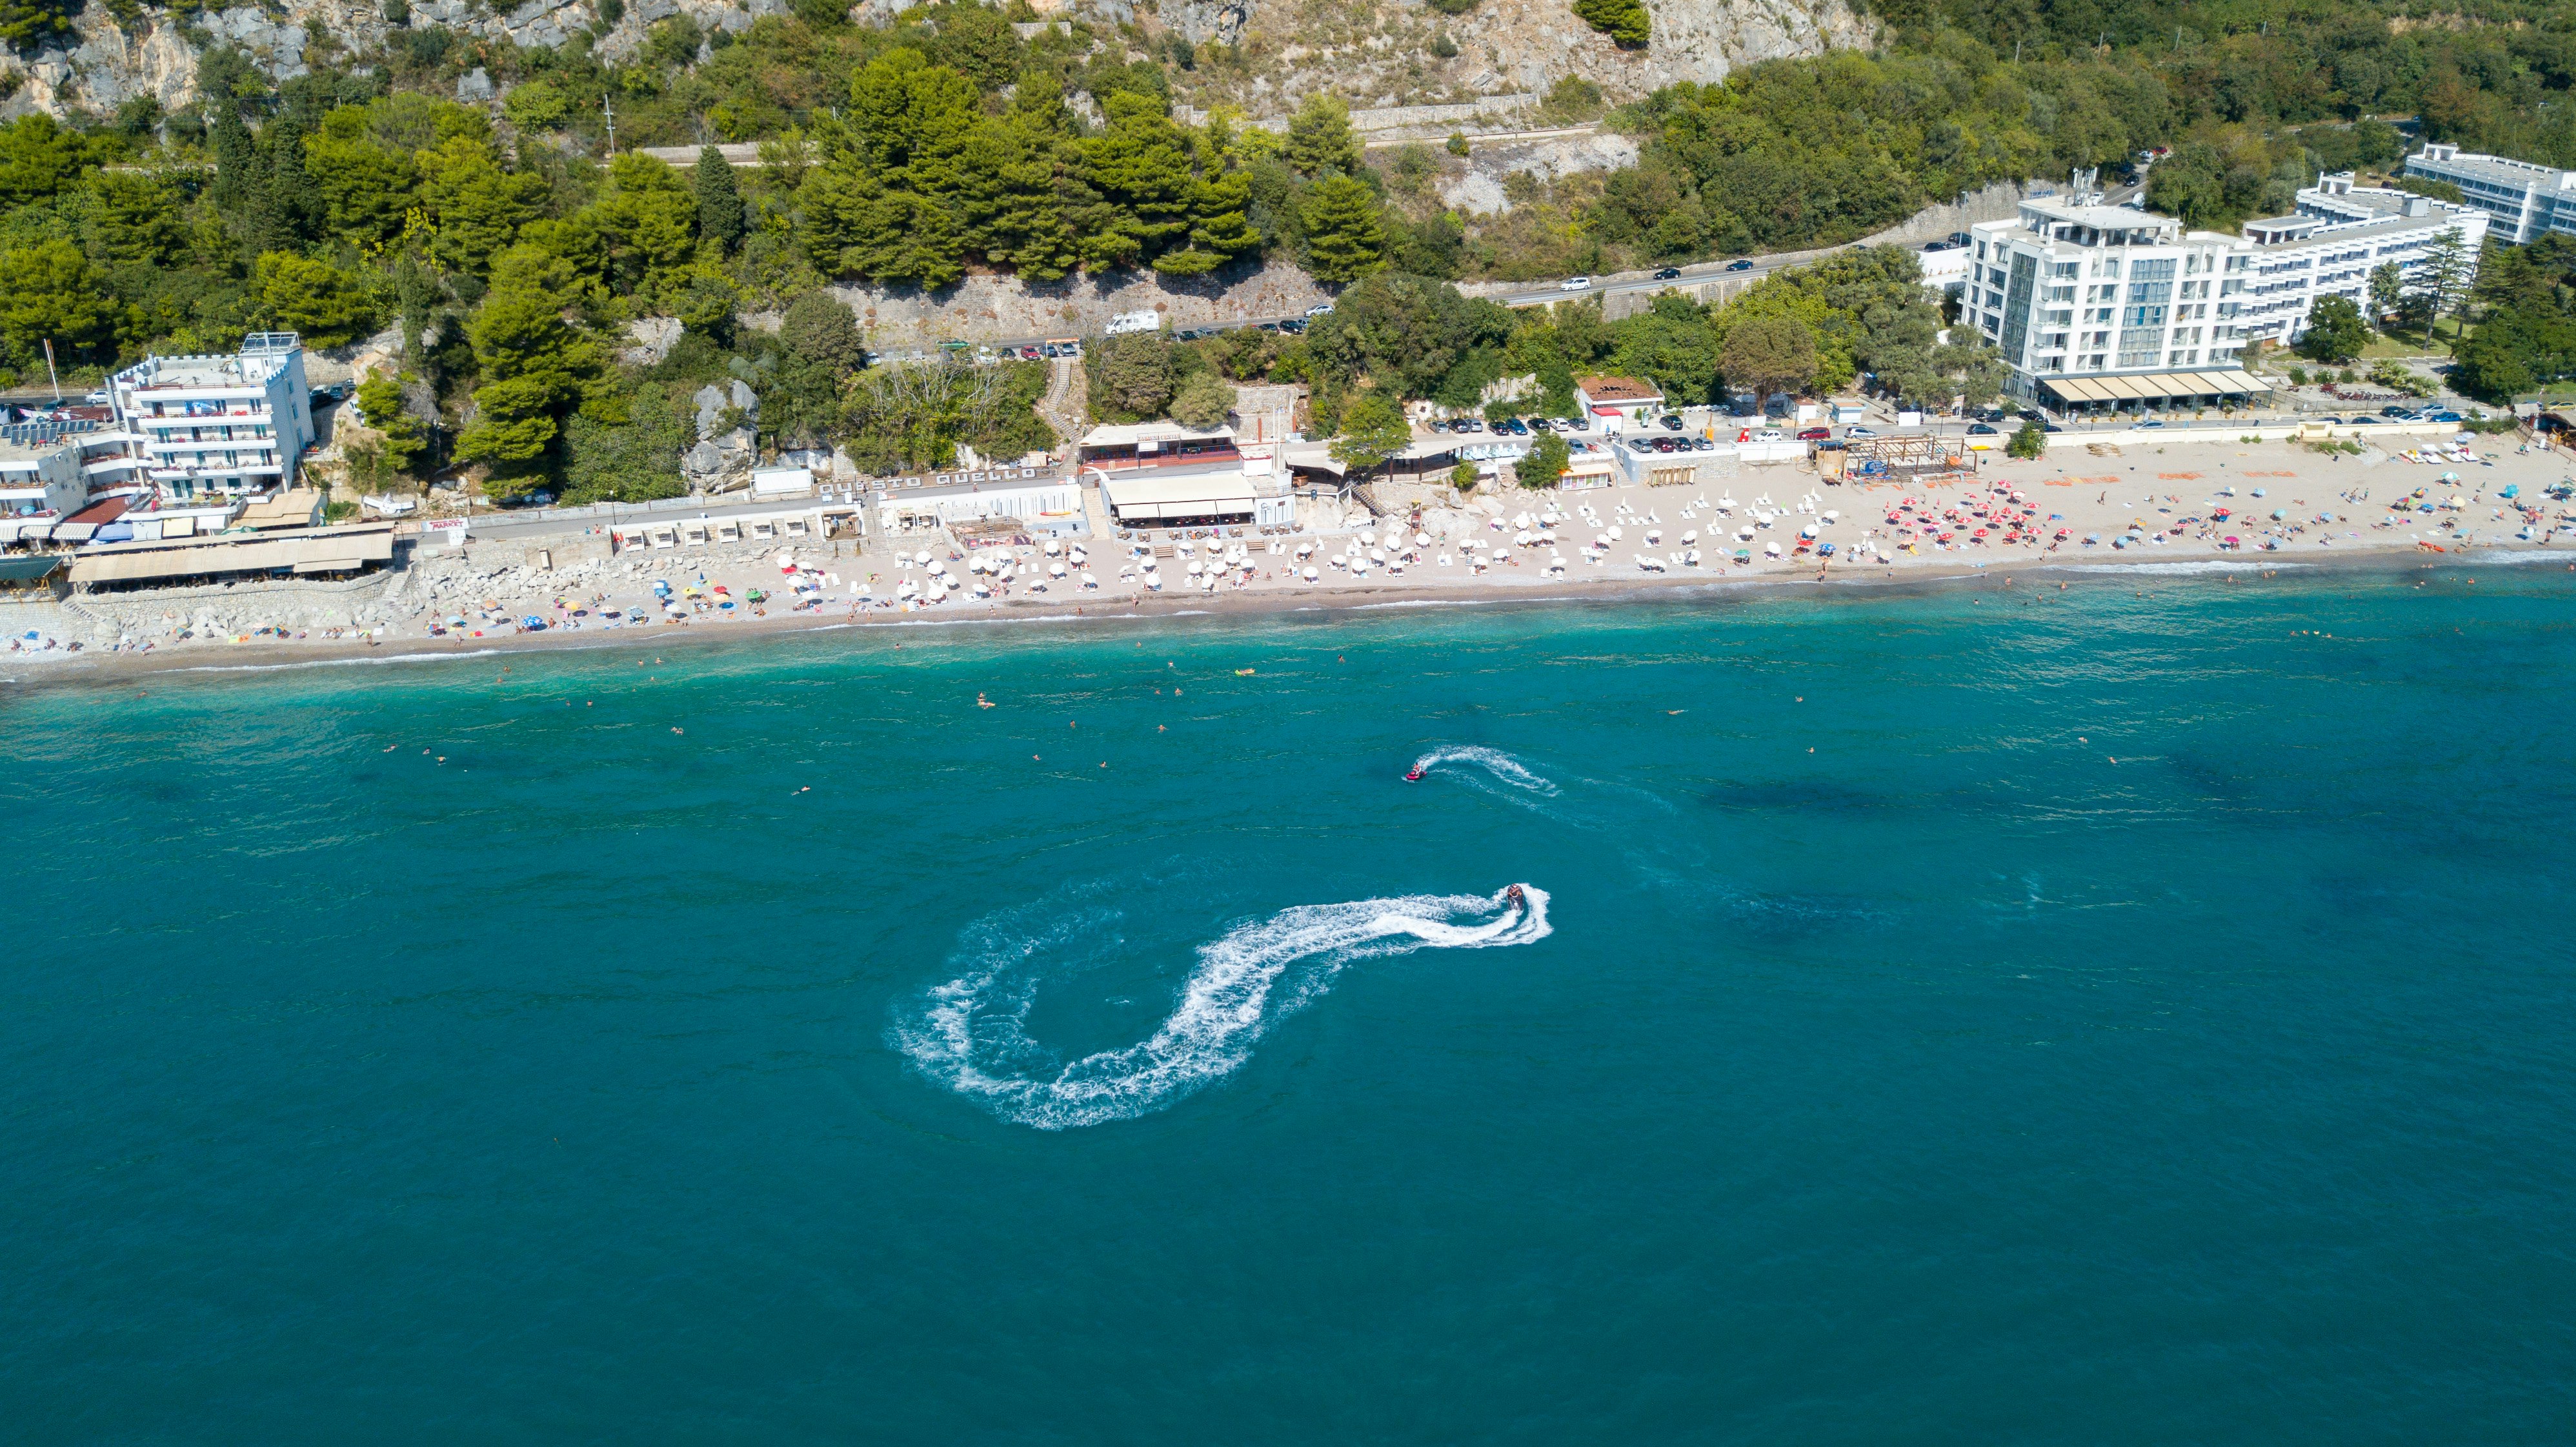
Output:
[{"xmin": 6, "ymin": 563, "xmax": 2573, "ymax": 1444}]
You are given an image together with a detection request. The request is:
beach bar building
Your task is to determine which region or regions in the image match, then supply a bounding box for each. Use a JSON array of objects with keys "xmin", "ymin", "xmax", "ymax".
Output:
[
  {"xmin": 1575, "ymin": 376, "xmax": 1663, "ymax": 427},
  {"xmin": 65, "ymin": 522, "xmax": 399, "ymax": 592}
]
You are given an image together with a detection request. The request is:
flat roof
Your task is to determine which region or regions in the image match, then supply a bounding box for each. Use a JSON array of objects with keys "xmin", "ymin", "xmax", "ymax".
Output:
[
  {"xmin": 1577, "ymin": 376, "xmax": 1660, "ymax": 403},
  {"xmin": 1078, "ymin": 421, "xmax": 1235, "ymax": 449},
  {"xmin": 1100, "ymin": 472, "xmax": 1259, "ymax": 517},
  {"xmin": 70, "ymin": 529, "xmax": 394, "ymax": 585}
]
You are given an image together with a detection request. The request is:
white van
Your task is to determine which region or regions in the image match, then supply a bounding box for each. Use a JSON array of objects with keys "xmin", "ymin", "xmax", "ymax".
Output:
[{"xmin": 1105, "ymin": 310, "xmax": 1163, "ymax": 337}]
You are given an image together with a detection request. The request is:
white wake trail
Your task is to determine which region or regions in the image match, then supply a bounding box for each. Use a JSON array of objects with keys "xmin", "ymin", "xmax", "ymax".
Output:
[
  {"xmin": 1408, "ymin": 745, "xmax": 1560, "ymax": 796},
  {"xmin": 896, "ymin": 885, "xmax": 1551, "ymax": 1129}
]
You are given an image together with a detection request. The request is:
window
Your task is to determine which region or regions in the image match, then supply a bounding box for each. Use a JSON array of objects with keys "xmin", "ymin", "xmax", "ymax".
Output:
[{"xmin": 2117, "ymin": 332, "xmax": 2163, "ymax": 367}]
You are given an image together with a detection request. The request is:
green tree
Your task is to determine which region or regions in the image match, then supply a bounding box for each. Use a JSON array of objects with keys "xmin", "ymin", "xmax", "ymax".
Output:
[
  {"xmin": 81, "ymin": 170, "xmax": 188, "ymax": 267},
  {"xmin": 419, "ymin": 136, "xmax": 549, "ymax": 276},
  {"xmin": 561, "ymin": 383, "xmax": 689, "ymax": 504},
  {"xmin": 1515, "ymin": 430, "xmax": 1570, "ymax": 489},
  {"xmin": 304, "ymin": 106, "xmax": 424, "ymax": 246},
  {"xmin": 2368, "ymin": 262, "xmax": 2404, "ymax": 323},
  {"xmin": 455, "ymin": 245, "xmax": 605, "ymax": 470},
  {"xmin": 1329, "ymin": 390, "xmax": 1412, "ymax": 472},
  {"xmin": 1170, "ymin": 369, "xmax": 1234, "ymax": 429},
  {"xmin": 1283, "ymin": 94, "xmax": 1362, "ymax": 179},
  {"xmin": 2415, "ymin": 230, "xmax": 2474, "ymax": 349},
  {"xmin": 354, "ymin": 372, "xmax": 429, "ymax": 474},
  {"xmin": 2295, "ymin": 294, "xmax": 2369, "ymax": 364},
  {"xmin": 1091, "ymin": 331, "xmax": 1174, "ymax": 420},
  {"xmin": 780, "ymin": 288, "xmax": 865, "ymax": 376},
  {"xmin": 1450, "ymin": 457, "xmax": 1479, "ymax": 491},
  {"xmin": 253, "ymin": 252, "xmax": 379, "ymax": 349},
  {"xmin": 0, "ymin": 114, "xmax": 95, "ymax": 208},
  {"xmin": 0, "ymin": 239, "xmax": 120, "ymax": 367},
  {"xmin": 2006, "ymin": 420, "xmax": 2046, "ymax": 459},
  {"xmin": 1300, "ymin": 175, "xmax": 1387, "ymax": 283},
  {"xmin": 1571, "ymin": 0, "xmax": 1647, "ymax": 48},
  {"xmin": 694, "ymin": 145, "xmax": 745, "ymax": 252},
  {"xmin": 0, "ymin": 0, "xmax": 78, "ymax": 48},
  {"xmin": 1719, "ymin": 312, "xmax": 1818, "ymax": 401}
]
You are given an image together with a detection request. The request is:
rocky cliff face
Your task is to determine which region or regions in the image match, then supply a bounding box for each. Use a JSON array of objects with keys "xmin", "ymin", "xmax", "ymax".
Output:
[{"xmin": 10, "ymin": 0, "xmax": 1864, "ymax": 121}]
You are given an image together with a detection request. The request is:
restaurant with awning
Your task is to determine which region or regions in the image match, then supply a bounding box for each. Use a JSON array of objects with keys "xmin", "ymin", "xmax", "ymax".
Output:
[
  {"xmin": 66, "ymin": 523, "xmax": 398, "ymax": 592},
  {"xmin": 1098, "ymin": 471, "xmax": 1260, "ymax": 526},
  {"xmin": 2037, "ymin": 369, "xmax": 2271, "ymax": 414}
]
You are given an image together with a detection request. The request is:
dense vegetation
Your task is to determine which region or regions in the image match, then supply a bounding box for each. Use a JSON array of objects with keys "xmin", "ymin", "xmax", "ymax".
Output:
[{"xmin": 10, "ymin": 0, "xmax": 2576, "ymax": 493}]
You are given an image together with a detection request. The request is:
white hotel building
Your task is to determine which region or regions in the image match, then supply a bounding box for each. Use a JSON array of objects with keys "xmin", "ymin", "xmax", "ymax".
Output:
[
  {"xmin": 104, "ymin": 332, "xmax": 316, "ymax": 502},
  {"xmin": 2400, "ymin": 141, "xmax": 2576, "ymax": 243},
  {"xmin": 1958, "ymin": 181, "xmax": 2484, "ymax": 414}
]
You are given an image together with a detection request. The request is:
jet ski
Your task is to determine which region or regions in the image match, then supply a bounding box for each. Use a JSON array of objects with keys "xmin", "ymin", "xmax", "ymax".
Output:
[{"xmin": 1403, "ymin": 767, "xmax": 1425, "ymax": 782}]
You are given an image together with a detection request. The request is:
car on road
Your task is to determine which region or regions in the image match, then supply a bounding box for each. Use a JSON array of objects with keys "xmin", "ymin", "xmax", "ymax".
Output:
[
  {"xmin": 2133, "ymin": 420, "xmax": 2166, "ymax": 429},
  {"xmin": 1726, "ymin": 258, "xmax": 1755, "ymax": 271},
  {"xmin": 2348, "ymin": 415, "xmax": 2382, "ymax": 425},
  {"xmin": 1752, "ymin": 429, "xmax": 1785, "ymax": 443},
  {"xmin": 2042, "ymin": 423, "xmax": 2063, "ymax": 433},
  {"xmin": 1797, "ymin": 427, "xmax": 1831, "ymax": 440},
  {"xmin": 1560, "ymin": 276, "xmax": 1593, "ymax": 291},
  {"xmin": 1846, "ymin": 425, "xmax": 1878, "ymax": 439},
  {"xmin": 1966, "ymin": 423, "xmax": 1998, "ymax": 436},
  {"xmin": 2315, "ymin": 416, "xmax": 2348, "ymax": 425},
  {"xmin": 1653, "ymin": 267, "xmax": 1682, "ymax": 280},
  {"xmin": 1305, "ymin": 303, "xmax": 1335, "ymax": 318}
]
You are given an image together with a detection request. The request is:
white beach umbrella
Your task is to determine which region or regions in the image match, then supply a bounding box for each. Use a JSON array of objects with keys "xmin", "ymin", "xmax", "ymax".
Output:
[
  {"xmin": 1415, "ymin": 531, "xmax": 1433, "ymax": 548},
  {"xmin": 1764, "ymin": 541, "xmax": 1782, "ymax": 557},
  {"xmin": 1044, "ymin": 538, "xmax": 1062, "ymax": 555},
  {"xmin": 1681, "ymin": 530, "xmax": 1698, "ymax": 544},
  {"xmin": 1645, "ymin": 529, "xmax": 1662, "ymax": 545},
  {"xmin": 914, "ymin": 549, "xmax": 932, "ymax": 565},
  {"xmin": 1082, "ymin": 570, "xmax": 1098, "ymax": 588},
  {"xmin": 1303, "ymin": 566, "xmax": 1319, "ymax": 582},
  {"xmin": 1186, "ymin": 560, "xmax": 1203, "ymax": 576}
]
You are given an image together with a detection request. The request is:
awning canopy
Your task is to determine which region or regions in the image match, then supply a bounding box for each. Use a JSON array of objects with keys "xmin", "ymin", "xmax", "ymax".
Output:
[
  {"xmin": 1101, "ymin": 472, "xmax": 1258, "ymax": 521},
  {"xmin": 2040, "ymin": 369, "xmax": 2268, "ymax": 405},
  {"xmin": 69, "ymin": 528, "xmax": 395, "ymax": 587},
  {"xmin": 0, "ymin": 554, "xmax": 63, "ymax": 585}
]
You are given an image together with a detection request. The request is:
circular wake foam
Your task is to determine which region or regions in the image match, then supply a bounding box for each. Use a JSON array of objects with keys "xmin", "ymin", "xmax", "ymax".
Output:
[{"xmin": 894, "ymin": 885, "xmax": 1551, "ymax": 1129}]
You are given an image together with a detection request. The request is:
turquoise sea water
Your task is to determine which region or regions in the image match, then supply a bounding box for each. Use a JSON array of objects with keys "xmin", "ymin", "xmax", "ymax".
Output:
[{"xmin": 6, "ymin": 563, "xmax": 2575, "ymax": 1443}]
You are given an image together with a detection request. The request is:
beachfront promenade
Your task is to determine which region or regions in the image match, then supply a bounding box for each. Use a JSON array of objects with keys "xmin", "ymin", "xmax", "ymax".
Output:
[{"xmin": 8, "ymin": 414, "xmax": 2571, "ymax": 670}]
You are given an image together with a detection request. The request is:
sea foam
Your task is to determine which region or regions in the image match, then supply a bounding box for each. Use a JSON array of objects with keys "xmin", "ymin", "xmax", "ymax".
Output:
[{"xmin": 896, "ymin": 885, "xmax": 1551, "ymax": 1129}]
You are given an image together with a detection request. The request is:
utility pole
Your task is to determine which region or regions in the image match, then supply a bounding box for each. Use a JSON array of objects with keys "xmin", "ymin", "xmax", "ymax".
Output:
[
  {"xmin": 603, "ymin": 92, "xmax": 617, "ymax": 157},
  {"xmin": 42, "ymin": 339, "xmax": 59, "ymax": 401}
]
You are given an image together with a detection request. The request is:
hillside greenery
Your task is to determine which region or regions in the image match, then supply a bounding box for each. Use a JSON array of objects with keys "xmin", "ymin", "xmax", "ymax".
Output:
[{"xmin": 7, "ymin": 0, "xmax": 2576, "ymax": 491}]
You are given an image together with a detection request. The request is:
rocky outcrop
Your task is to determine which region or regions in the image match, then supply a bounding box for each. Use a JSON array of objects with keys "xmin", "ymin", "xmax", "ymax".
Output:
[
  {"xmin": 12, "ymin": 0, "xmax": 1865, "ymax": 123},
  {"xmin": 832, "ymin": 256, "xmax": 1328, "ymax": 349},
  {"xmin": 683, "ymin": 379, "xmax": 760, "ymax": 491}
]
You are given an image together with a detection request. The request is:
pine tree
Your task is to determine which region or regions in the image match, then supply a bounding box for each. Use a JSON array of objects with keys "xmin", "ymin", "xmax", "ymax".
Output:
[
  {"xmin": 694, "ymin": 145, "xmax": 745, "ymax": 251},
  {"xmin": 1299, "ymin": 175, "xmax": 1387, "ymax": 284},
  {"xmin": 1283, "ymin": 94, "xmax": 1362, "ymax": 179}
]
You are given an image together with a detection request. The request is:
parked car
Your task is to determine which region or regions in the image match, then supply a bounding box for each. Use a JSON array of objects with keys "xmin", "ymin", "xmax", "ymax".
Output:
[
  {"xmin": 1966, "ymin": 423, "xmax": 1998, "ymax": 436},
  {"xmin": 2042, "ymin": 423, "xmax": 2063, "ymax": 433},
  {"xmin": 1692, "ymin": 437, "xmax": 1715, "ymax": 451},
  {"xmin": 1454, "ymin": 418, "xmax": 1483, "ymax": 432},
  {"xmin": 1653, "ymin": 267, "xmax": 1682, "ymax": 280},
  {"xmin": 2133, "ymin": 420, "xmax": 2166, "ymax": 429},
  {"xmin": 1305, "ymin": 303, "xmax": 1335, "ymax": 318},
  {"xmin": 2379, "ymin": 405, "xmax": 2417, "ymax": 418},
  {"xmin": 1628, "ymin": 438, "xmax": 1655, "ymax": 453},
  {"xmin": 2348, "ymin": 415, "xmax": 2382, "ymax": 425},
  {"xmin": 2426, "ymin": 409, "xmax": 2464, "ymax": 423},
  {"xmin": 1278, "ymin": 318, "xmax": 1306, "ymax": 334},
  {"xmin": 1427, "ymin": 419, "xmax": 1450, "ymax": 434},
  {"xmin": 1560, "ymin": 276, "xmax": 1593, "ymax": 291},
  {"xmin": 1502, "ymin": 418, "xmax": 1529, "ymax": 435},
  {"xmin": 1797, "ymin": 427, "xmax": 1831, "ymax": 440},
  {"xmin": 1846, "ymin": 425, "xmax": 1878, "ymax": 439},
  {"xmin": 1653, "ymin": 436, "xmax": 1680, "ymax": 453},
  {"xmin": 1658, "ymin": 414, "xmax": 1684, "ymax": 430},
  {"xmin": 1753, "ymin": 429, "xmax": 1785, "ymax": 443},
  {"xmin": 1726, "ymin": 258, "xmax": 1755, "ymax": 272}
]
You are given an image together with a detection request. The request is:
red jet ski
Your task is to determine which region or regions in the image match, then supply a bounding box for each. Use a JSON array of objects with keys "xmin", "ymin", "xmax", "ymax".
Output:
[{"xmin": 1404, "ymin": 767, "xmax": 1425, "ymax": 782}]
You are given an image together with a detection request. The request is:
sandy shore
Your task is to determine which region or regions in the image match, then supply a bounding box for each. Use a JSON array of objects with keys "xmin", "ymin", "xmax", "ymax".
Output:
[{"xmin": 10, "ymin": 430, "xmax": 2573, "ymax": 688}]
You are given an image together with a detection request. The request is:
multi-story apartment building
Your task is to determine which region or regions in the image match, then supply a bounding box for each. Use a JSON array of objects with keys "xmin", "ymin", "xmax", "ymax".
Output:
[
  {"xmin": 105, "ymin": 333, "xmax": 314, "ymax": 502},
  {"xmin": 2400, "ymin": 142, "xmax": 2576, "ymax": 243},
  {"xmin": 1959, "ymin": 185, "xmax": 2483, "ymax": 413}
]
